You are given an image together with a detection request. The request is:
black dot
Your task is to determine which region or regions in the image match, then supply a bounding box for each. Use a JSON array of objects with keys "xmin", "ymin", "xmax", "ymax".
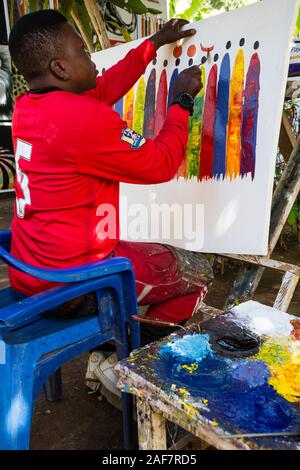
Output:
[
  {"xmin": 152, "ymin": 58, "xmax": 157, "ymax": 65},
  {"xmin": 214, "ymin": 53, "xmax": 219, "ymax": 62},
  {"xmin": 239, "ymin": 38, "xmax": 245, "ymax": 47},
  {"xmin": 201, "ymin": 56, "xmax": 207, "ymax": 64},
  {"xmin": 101, "ymin": 68, "xmax": 106, "ymax": 74},
  {"xmin": 226, "ymin": 41, "xmax": 231, "ymax": 49},
  {"xmin": 175, "ymin": 58, "xmax": 180, "ymax": 66},
  {"xmin": 163, "ymin": 59, "xmax": 168, "ymax": 67},
  {"xmin": 254, "ymin": 41, "xmax": 259, "ymax": 50},
  {"xmin": 188, "ymin": 58, "xmax": 193, "ymax": 66}
]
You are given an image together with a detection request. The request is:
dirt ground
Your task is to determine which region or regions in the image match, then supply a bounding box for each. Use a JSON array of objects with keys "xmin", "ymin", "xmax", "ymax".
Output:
[{"xmin": 0, "ymin": 195, "xmax": 299, "ymax": 450}]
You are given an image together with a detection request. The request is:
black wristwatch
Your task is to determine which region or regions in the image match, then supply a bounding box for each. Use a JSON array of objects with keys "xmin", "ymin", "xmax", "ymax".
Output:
[{"xmin": 171, "ymin": 93, "xmax": 194, "ymax": 115}]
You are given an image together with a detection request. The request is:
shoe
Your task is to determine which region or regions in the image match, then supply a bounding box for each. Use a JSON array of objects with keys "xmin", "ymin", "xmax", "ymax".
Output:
[
  {"xmin": 94, "ymin": 352, "xmax": 121, "ymax": 399},
  {"xmin": 85, "ymin": 351, "xmax": 106, "ymax": 392}
]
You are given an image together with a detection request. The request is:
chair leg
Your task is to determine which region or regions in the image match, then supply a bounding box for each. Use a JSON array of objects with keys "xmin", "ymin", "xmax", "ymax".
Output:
[
  {"xmin": 0, "ymin": 361, "xmax": 34, "ymax": 449},
  {"xmin": 43, "ymin": 368, "xmax": 63, "ymax": 402},
  {"xmin": 121, "ymin": 392, "xmax": 135, "ymax": 450}
]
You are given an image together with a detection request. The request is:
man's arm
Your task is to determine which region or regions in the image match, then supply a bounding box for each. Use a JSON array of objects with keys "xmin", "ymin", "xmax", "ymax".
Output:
[
  {"xmin": 84, "ymin": 39, "xmax": 156, "ymax": 107},
  {"xmin": 83, "ymin": 19, "xmax": 196, "ymax": 107},
  {"xmin": 76, "ymin": 102, "xmax": 189, "ymax": 184}
]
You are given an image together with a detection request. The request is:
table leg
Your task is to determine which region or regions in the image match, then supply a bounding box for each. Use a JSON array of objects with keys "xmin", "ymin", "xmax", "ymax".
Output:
[{"xmin": 137, "ymin": 397, "xmax": 167, "ymax": 450}]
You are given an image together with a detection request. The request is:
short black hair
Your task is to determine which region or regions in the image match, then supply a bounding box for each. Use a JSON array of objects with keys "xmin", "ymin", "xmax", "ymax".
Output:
[{"xmin": 9, "ymin": 10, "xmax": 68, "ymax": 82}]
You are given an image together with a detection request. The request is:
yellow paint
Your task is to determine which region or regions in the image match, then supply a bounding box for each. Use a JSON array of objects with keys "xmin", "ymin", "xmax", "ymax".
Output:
[
  {"xmin": 257, "ymin": 337, "xmax": 300, "ymax": 403},
  {"xmin": 184, "ymin": 66, "xmax": 206, "ymax": 180},
  {"xmin": 203, "ymin": 399, "xmax": 209, "ymax": 405},
  {"xmin": 178, "ymin": 387, "xmax": 190, "ymax": 396},
  {"xmin": 211, "ymin": 419, "xmax": 218, "ymax": 427},
  {"xmin": 132, "ymin": 77, "xmax": 146, "ymax": 134},
  {"xmin": 226, "ymin": 49, "xmax": 244, "ymax": 180},
  {"xmin": 123, "ymin": 87, "xmax": 134, "ymax": 128},
  {"xmin": 182, "ymin": 363, "xmax": 199, "ymax": 374}
]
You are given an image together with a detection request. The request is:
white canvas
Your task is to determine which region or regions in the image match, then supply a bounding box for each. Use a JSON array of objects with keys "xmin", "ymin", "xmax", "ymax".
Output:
[{"xmin": 92, "ymin": 0, "xmax": 298, "ymax": 255}]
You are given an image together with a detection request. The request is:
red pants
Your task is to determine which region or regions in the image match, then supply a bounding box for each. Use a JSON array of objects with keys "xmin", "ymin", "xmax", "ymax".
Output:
[{"xmin": 114, "ymin": 241, "xmax": 213, "ymax": 324}]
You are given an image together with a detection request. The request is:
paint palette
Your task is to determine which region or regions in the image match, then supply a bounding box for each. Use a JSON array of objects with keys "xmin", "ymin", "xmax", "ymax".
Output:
[{"xmin": 118, "ymin": 302, "xmax": 300, "ymax": 450}]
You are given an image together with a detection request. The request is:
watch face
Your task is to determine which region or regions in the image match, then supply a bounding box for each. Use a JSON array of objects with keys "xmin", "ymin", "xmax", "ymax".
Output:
[{"xmin": 179, "ymin": 93, "xmax": 194, "ymax": 108}]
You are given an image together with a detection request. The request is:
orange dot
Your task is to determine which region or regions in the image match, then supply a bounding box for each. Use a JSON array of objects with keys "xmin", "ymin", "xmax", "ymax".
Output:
[
  {"xmin": 187, "ymin": 45, "xmax": 196, "ymax": 57},
  {"xmin": 173, "ymin": 45, "xmax": 182, "ymax": 58}
]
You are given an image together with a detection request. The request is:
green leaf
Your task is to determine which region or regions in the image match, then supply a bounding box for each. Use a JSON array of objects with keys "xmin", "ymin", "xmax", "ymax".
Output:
[
  {"xmin": 59, "ymin": 0, "xmax": 76, "ymax": 17},
  {"xmin": 74, "ymin": 1, "xmax": 93, "ymax": 44},
  {"xmin": 109, "ymin": 0, "xmax": 148, "ymax": 15},
  {"xmin": 287, "ymin": 206, "xmax": 299, "ymax": 227},
  {"xmin": 147, "ymin": 8, "xmax": 162, "ymax": 15}
]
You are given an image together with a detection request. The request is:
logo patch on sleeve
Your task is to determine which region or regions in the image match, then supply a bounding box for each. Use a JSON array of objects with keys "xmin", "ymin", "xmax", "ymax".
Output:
[{"xmin": 121, "ymin": 127, "xmax": 146, "ymax": 149}]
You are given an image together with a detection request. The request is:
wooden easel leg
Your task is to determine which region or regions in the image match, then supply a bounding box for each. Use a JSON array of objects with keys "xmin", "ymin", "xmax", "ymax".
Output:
[
  {"xmin": 226, "ymin": 139, "xmax": 300, "ymax": 309},
  {"xmin": 137, "ymin": 398, "xmax": 167, "ymax": 450}
]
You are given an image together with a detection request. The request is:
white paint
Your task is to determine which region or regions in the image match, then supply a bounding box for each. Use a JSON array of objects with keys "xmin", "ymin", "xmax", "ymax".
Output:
[
  {"xmin": 230, "ymin": 300, "xmax": 298, "ymax": 338},
  {"xmin": 92, "ymin": 0, "xmax": 299, "ymax": 255},
  {"xmin": 6, "ymin": 393, "xmax": 29, "ymax": 438}
]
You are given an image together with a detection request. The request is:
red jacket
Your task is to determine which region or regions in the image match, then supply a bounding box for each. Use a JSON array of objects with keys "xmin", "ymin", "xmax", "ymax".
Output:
[{"xmin": 9, "ymin": 39, "xmax": 189, "ymax": 296}]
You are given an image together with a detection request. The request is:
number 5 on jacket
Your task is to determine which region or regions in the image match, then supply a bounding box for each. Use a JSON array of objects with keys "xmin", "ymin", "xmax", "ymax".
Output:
[{"xmin": 15, "ymin": 139, "xmax": 32, "ymax": 218}]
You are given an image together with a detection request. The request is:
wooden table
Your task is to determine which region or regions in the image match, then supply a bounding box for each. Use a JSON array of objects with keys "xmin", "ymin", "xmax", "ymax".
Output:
[{"xmin": 116, "ymin": 301, "xmax": 300, "ymax": 450}]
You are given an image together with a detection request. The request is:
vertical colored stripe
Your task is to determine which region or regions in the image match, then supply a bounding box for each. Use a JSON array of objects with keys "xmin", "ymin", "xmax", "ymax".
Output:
[
  {"xmin": 167, "ymin": 68, "xmax": 179, "ymax": 108},
  {"xmin": 133, "ymin": 77, "xmax": 146, "ymax": 135},
  {"xmin": 185, "ymin": 66, "xmax": 206, "ymax": 179},
  {"xmin": 123, "ymin": 87, "xmax": 134, "ymax": 128},
  {"xmin": 240, "ymin": 53, "xmax": 260, "ymax": 180},
  {"xmin": 154, "ymin": 69, "xmax": 168, "ymax": 136},
  {"xmin": 226, "ymin": 49, "xmax": 244, "ymax": 180},
  {"xmin": 114, "ymin": 97, "xmax": 124, "ymax": 119},
  {"xmin": 212, "ymin": 53, "xmax": 230, "ymax": 180},
  {"xmin": 199, "ymin": 64, "xmax": 218, "ymax": 181},
  {"xmin": 143, "ymin": 69, "xmax": 156, "ymax": 138}
]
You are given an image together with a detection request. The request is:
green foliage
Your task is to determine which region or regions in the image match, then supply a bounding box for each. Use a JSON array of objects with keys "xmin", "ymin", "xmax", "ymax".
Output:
[
  {"xmin": 171, "ymin": 0, "xmax": 256, "ymax": 22},
  {"xmin": 109, "ymin": 0, "xmax": 161, "ymax": 15}
]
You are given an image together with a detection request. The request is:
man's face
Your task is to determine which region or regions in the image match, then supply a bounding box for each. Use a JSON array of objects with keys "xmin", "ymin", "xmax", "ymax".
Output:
[{"xmin": 58, "ymin": 23, "xmax": 98, "ymax": 93}]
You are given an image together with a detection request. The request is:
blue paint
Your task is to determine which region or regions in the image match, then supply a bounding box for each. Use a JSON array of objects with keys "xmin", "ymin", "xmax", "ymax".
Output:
[
  {"xmin": 231, "ymin": 359, "xmax": 270, "ymax": 387},
  {"xmin": 212, "ymin": 53, "xmax": 230, "ymax": 180},
  {"xmin": 167, "ymin": 68, "xmax": 179, "ymax": 108},
  {"xmin": 114, "ymin": 97, "xmax": 124, "ymax": 119},
  {"xmin": 148, "ymin": 330, "xmax": 300, "ymax": 435},
  {"xmin": 160, "ymin": 334, "xmax": 212, "ymax": 363}
]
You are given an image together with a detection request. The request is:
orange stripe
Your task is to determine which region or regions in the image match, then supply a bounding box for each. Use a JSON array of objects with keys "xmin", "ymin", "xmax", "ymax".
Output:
[
  {"xmin": 226, "ymin": 49, "xmax": 244, "ymax": 180},
  {"xmin": 123, "ymin": 87, "xmax": 134, "ymax": 128}
]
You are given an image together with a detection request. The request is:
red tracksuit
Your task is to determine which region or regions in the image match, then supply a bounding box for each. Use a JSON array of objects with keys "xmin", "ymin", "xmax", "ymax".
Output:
[{"xmin": 9, "ymin": 39, "xmax": 210, "ymax": 324}]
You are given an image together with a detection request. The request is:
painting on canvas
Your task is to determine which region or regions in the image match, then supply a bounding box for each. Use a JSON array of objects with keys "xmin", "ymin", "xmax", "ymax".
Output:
[{"xmin": 93, "ymin": 0, "xmax": 298, "ymax": 255}]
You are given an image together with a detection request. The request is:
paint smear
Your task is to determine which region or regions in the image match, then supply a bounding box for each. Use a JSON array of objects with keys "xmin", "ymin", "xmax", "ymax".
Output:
[
  {"xmin": 143, "ymin": 68, "xmax": 156, "ymax": 138},
  {"xmin": 199, "ymin": 64, "xmax": 218, "ymax": 181},
  {"xmin": 167, "ymin": 68, "xmax": 179, "ymax": 108},
  {"xmin": 257, "ymin": 337, "xmax": 300, "ymax": 403},
  {"xmin": 212, "ymin": 53, "xmax": 230, "ymax": 180},
  {"xmin": 160, "ymin": 334, "xmax": 213, "ymax": 363},
  {"xmin": 240, "ymin": 52, "xmax": 260, "ymax": 180},
  {"xmin": 226, "ymin": 49, "xmax": 244, "ymax": 180},
  {"xmin": 185, "ymin": 67, "xmax": 206, "ymax": 179},
  {"xmin": 123, "ymin": 87, "xmax": 134, "ymax": 128},
  {"xmin": 154, "ymin": 69, "xmax": 168, "ymax": 137},
  {"xmin": 114, "ymin": 97, "xmax": 124, "ymax": 119},
  {"xmin": 132, "ymin": 76, "xmax": 146, "ymax": 135}
]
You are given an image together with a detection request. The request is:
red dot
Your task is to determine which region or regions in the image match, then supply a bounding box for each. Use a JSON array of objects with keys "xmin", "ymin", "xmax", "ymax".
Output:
[
  {"xmin": 187, "ymin": 45, "xmax": 196, "ymax": 57},
  {"xmin": 173, "ymin": 45, "xmax": 182, "ymax": 58}
]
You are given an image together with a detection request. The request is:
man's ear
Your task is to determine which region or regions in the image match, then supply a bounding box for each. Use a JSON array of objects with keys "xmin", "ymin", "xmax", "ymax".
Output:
[{"xmin": 49, "ymin": 59, "xmax": 69, "ymax": 81}]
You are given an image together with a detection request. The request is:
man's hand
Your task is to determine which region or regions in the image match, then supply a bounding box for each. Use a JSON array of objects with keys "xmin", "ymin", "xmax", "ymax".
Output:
[
  {"xmin": 171, "ymin": 66, "xmax": 203, "ymax": 100},
  {"xmin": 149, "ymin": 18, "xmax": 196, "ymax": 50}
]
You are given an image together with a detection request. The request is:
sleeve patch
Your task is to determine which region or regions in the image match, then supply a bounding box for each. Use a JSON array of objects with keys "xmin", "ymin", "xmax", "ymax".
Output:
[{"xmin": 121, "ymin": 127, "xmax": 146, "ymax": 148}]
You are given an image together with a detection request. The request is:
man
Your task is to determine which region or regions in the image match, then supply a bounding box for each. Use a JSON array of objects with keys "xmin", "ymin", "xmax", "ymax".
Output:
[{"xmin": 8, "ymin": 10, "xmax": 213, "ymax": 398}]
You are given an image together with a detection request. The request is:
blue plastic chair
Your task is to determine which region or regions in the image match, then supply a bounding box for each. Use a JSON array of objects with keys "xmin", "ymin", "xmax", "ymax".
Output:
[{"xmin": 0, "ymin": 230, "xmax": 140, "ymax": 450}]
